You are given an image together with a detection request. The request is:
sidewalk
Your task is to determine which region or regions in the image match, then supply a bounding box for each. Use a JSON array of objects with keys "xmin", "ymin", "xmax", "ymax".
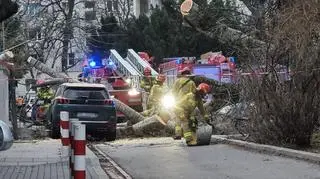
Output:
[{"xmin": 0, "ymin": 139, "xmax": 109, "ymax": 179}]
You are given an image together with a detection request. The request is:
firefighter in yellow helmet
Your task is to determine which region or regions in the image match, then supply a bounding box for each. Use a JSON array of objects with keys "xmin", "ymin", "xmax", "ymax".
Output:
[
  {"xmin": 141, "ymin": 74, "xmax": 167, "ymax": 116},
  {"xmin": 174, "ymin": 83, "xmax": 211, "ymax": 146},
  {"xmin": 172, "ymin": 67, "xmax": 197, "ymax": 139}
]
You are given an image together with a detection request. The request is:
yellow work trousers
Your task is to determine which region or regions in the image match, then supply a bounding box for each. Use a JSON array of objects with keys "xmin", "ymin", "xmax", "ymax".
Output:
[{"xmin": 174, "ymin": 113, "xmax": 197, "ymax": 146}]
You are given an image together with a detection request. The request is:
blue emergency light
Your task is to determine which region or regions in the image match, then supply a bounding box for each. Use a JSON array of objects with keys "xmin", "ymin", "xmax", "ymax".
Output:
[
  {"xmin": 87, "ymin": 55, "xmax": 103, "ymax": 68},
  {"xmin": 89, "ymin": 61, "xmax": 96, "ymax": 67}
]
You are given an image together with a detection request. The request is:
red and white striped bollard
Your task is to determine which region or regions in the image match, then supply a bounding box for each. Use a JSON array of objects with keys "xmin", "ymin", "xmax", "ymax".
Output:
[
  {"xmin": 74, "ymin": 123, "xmax": 86, "ymax": 179},
  {"xmin": 69, "ymin": 118, "xmax": 79, "ymax": 178},
  {"xmin": 60, "ymin": 111, "xmax": 70, "ymax": 146}
]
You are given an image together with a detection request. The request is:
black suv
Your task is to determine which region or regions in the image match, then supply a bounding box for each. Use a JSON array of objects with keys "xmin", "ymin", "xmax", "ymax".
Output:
[{"xmin": 48, "ymin": 83, "xmax": 117, "ymax": 140}]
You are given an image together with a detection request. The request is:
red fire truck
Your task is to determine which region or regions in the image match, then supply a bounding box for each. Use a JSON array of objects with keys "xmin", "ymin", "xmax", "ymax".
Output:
[
  {"xmin": 159, "ymin": 55, "xmax": 236, "ymax": 86},
  {"xmin": 80, "ymin": 57, "xmax": 143, "ymax": 122}
]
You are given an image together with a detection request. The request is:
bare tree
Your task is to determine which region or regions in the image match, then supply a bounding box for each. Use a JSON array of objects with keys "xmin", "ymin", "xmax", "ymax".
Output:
[
  {"xmin": 240, "ymin": 0, "xmax": 320, "ymax": 147},
  {"xmin": 20, "ymin": 0, "xmax": 90, "ymax": 74}
]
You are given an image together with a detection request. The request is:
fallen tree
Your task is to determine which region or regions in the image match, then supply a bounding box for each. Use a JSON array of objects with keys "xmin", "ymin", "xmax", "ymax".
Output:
[
  {"xmin": 27, "ymin": 57, "xmax": 78, "ymax": 82},
  {"xmin": 27, "ymin": 56, "xmax": 146, "ymax": 124},
  {"xmin": 27, "ymin": 56, "xmax": 237, "ymax": 139}
]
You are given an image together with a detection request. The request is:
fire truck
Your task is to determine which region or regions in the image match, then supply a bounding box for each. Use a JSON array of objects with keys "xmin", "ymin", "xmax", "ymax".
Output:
[
  {"xmin": 80, "ymin": 49, "xmax": 159, "ymax": 121},
  {"xmin": 80, "ymin": 51, "xmax": 141, "ymax": 121},
  {"xmin": 159, "ymin": 54, "xmax": 237, "ymax": 87}
]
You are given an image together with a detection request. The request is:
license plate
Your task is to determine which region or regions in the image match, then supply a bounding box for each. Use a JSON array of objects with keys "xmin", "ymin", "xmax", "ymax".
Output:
[{"xmin": 77, "ymin": 113, "xmax": 98, "ymax": 118}]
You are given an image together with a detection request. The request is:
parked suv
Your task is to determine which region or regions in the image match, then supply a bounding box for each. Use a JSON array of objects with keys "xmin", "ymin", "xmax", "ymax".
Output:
[{"xmin": 48, "ymin": 83, "xmax": 117, "ymax": 140}]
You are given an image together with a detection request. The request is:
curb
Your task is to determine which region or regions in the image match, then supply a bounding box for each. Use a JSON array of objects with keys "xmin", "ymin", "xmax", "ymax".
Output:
[
  {"xmin": 211, "ymin": 135, "xmax": 320, "ymax": 164},
  {"xmin": 87, "ymin": 144, "xmax": 132, "ymax": 179}
]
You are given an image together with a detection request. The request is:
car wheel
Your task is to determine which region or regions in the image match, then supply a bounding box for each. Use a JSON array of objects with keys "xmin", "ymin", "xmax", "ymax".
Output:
[
  {"xmin": 50, "ymin": 124, "xmax": 60, "ymax": 139},
  {"xmin": 105, "ymin": 131, "xmax": 116, "ymax": 141},
  {"xmin": 47, "ymin": 116, "xmax": 60, "ymax": 139}
]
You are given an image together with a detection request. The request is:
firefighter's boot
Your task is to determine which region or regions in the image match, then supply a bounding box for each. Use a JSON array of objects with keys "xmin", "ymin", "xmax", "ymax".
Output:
[
  {"xmin": 186, "ymin": 132, "xmax": 198, "ymax": 146},
  {"xmin": 174, "ymin": 125, "xmax": 182, "ymax": 140}
]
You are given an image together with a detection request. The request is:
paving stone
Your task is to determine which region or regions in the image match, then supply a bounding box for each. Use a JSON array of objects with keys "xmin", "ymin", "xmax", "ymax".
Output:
[{"xmin": 0, "ymin": 140, "xmax": 109, "ymax": 179}]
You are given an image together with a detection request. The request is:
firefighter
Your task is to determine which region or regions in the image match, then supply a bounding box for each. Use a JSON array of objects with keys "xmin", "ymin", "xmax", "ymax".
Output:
[
  {"xmin": 174, "ymin": 83, "xmax": 211, "ymax": 146},
  {"xmin": 172, "ymin": 67, "xmax": 197, "ymax": 97},
  {"xmin": 172, "ymin": 67, "xmax": 197, "ymax": 139},
  {"xmin": 140, "ymin": 67, "xmax": 155, "ymax": 93},
  {"xmin": 82, "ymin": 64, "xmax": 90, "ymax": 82},
  {"xmin": 141, "ymin": 74, "xmax": 167, "ymax": 116},
  {"xmin": 37, "ymin": 86, "xmax": 54, "ymax": 104},
  {"xmin": 140, "ymin": 67, "xmax": 156, "ymax": 110},
  {"xmin": 35, "ymin": 86, "xmax": 54, "ymax": 121}
]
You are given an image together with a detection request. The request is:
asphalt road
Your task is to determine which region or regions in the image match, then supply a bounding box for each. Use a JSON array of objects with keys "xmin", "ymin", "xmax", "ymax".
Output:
[{"xmin": 96, "ymin": 138, "xmax": 320, "ymax": 179}]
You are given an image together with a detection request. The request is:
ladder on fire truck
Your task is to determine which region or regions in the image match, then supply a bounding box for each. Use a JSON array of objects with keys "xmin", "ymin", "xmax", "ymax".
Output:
[
  {"xmin": 126, "ymin": 49, "xmax": 158, "ymax": 76},
  {"xmin": 109, "ymin": 49, "xmax": 142, "ymax": 88}
]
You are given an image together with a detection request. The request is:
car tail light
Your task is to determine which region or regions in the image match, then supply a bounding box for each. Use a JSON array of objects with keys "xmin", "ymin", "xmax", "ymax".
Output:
[
  {"xmin": 56, "ymin": 97, "xmax": 70, "ymax": 104},
  {"xmin": 104, "ymin": 99, "xmax": 114, "ymax": 106}
]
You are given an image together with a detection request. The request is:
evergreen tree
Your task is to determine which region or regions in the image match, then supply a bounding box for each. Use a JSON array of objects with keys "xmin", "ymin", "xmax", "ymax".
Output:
[
  {"xmin": 87, "ymin": 15, "xmax": 125, "ymax": 58},
  {"xmin": 91, "ymin": 0, "xmax": 242, "ymax": 63},
  {"xmin": 123, "ymin": 0, "xmax": 241, "ymax": 63}
]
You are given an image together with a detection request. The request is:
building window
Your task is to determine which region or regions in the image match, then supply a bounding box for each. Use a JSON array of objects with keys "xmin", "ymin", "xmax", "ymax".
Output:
[
  {"xmin": 85, "ymin": 11, "xmax": 96, "ymax": 21},
  {"xmin": 84, "ymin": 1, "xmax": 95, "ymax": 8},
  {"xmin": 68, "ymin": 53, "xmax": 75, "ymax": 66}
]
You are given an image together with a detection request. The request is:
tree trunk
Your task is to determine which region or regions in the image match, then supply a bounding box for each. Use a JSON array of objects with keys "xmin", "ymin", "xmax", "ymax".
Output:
[
  {"xmin": 8, "ymin": 71, "xmax": 18, "ymax": 139},
  {"xmin": 113, "ymin": 98, "xmax": 145, "ymax": 124},
  {"xmin": 132, "ymin": 115, "xmax": 165, "ymax": 136},
  {"xmin": 32, "ymin": 79, "xmax": 70, "ymax": 88},
  {"xmin": 180, "ymin": 0, "xmax": 269, "ymax": 49},
  {"xmin": 27, "ymin": 56, "xmax": 78, "ymax": 82}
]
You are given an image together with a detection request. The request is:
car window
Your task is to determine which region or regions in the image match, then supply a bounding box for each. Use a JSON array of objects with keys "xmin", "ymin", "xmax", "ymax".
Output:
[{"xmin": 63, "ymin": 87, "xmax": 109, "ymax": 99}]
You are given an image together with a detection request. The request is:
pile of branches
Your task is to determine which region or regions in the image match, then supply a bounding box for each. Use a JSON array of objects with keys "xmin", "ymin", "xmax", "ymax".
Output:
[{"xmin": 241, "ymin": 0, "xmax": 320, "ymax": 147}]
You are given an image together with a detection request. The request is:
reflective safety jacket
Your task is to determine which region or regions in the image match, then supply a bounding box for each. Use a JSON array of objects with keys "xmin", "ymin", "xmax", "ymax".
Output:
[
  {"xmin": 37, "ymin": 87, "xmax": 54, "ymax": 101},
  {"xmin": 172, "ymin": 77, "xmax": 197, "ymax": 99},
  {"xmin": 148, "ymin": 82, "xmax": 168, "ymax": 108},
  {"xmin": 174, "ymin": 92, "xmax": 207, "ymax": 121},
  {"xmin": 140, "ymin": 77, "xmax": 156, "ymax": 93}
]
